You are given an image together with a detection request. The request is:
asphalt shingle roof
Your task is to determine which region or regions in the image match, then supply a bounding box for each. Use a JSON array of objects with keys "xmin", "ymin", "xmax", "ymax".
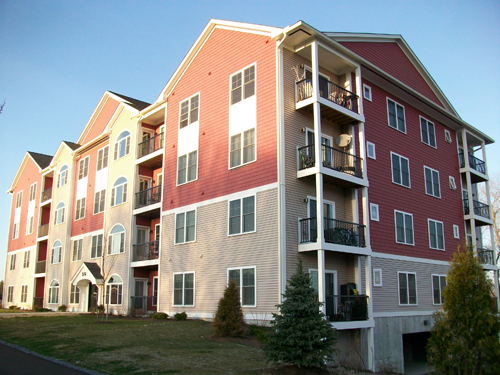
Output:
[
  {"xmin": 109, "ymin": 91, "xmax": 151, "ymax": 111},
  {"xmin": 27, "ymin": 151, "xmax": 53, "ymax": 169}
]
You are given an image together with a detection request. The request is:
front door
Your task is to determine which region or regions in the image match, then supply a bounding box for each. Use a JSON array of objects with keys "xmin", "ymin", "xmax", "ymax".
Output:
[
  {"xmin": 134, "ymin": 280, "xmax": 146, "ymax": 310},
  {"xmin": 88, "ymin": 284, "xmax": 98, "ymax": 312}
]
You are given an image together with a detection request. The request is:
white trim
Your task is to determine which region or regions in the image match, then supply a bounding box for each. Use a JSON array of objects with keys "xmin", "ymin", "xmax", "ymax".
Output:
[
  {"xmin": 419, "ymin": 116, "xmax": 437, "ymax": 149},
  {"xmin": 397, "ymin": 271, "xmax": 418, "ymax": 306},
  {"xmin": 366, "ymin": 141, "xmax": 376, "ymax": 160},
  {"xmin": 423, "ymin": 165, "xmax": 441, "ymax": 198},
  {"xmin": 172, "ymin": 271, "xmax": 195, "ymax": 307},
  {"xmin": 178, "ymin": 92, "xmax": 200, "ymax": 129},
  {"xmin": 6, "ymin": 245, "xmax": 36, "ymax": 255},
  {"xmin": 113, "ymin": 130, "xmax": 131, "ymax": 161},
  {"xmin": 96, "ymin": 145, "xmax": 110, "ymax": 172},
  {"xmin": 70, "ymin": 229, "xmax": 104, "ymax": 242},
  {"xmin": 394, "ymin": 210, "xmax": 414, "ymax": 246},
  {"xmin": 431, "ymin": 274, "xmax": 447, "ymax": 306},
  {"xmin": 390, "ymin": 151, "xmax": 411, "ymax": 188},
  {"xmin": 444, "ymin": 129, "xmax": 452, "ymax": 143},
  {"xmin": 370, "ymin": 203, "xmax": 379, "ymax": 222},
  {"xmin": 228, "ymin": 194, "xmax": 256, "ymax": 236},
  {"xmin": 427, "ymin": 218, "xmax": 445, "ymax": 251},
  {"xmin": 373, "ymin": 269, "xmax": 382, "ymax": 287},
  {"xmin": 174, "ymin": 209, "xmax": 197, "ymax": 245},
  {"xmin": 373, "ymin": 311, "xmax": 436, "ymax": 318},
  {"xmin": 227, "ymin": 266, "xmax": 257, "ymax": 307},
  {"xmin": 453, "ymin": 224, "xmax": 460, "ymax": 239},
  {"xmin": 449, "ymin": 176, "xmax": 457, "ymax": 190},
  {"xmin": 107, "ymin": 223, "xmax": 126, "ymax": 255},
  {"xmin": 363, "ymin": 84, "xmax": 372, "ymax": 101},
  {"xmin": 372, "ymin": 252, "xmax": 452, "ymax": 266},
  {"xmin": 386, "ymin": 97, "xmax": 406, "ymax": 134}
]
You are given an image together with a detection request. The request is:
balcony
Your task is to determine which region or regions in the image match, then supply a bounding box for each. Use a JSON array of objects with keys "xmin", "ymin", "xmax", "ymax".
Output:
[
  {"xmin": 478, "ymin": 248, "xmax": 495, "ymax": 266},
  {"xmin": 326, "ymin": 295, "xmax": 369, "ymax": 322},
  {"xmin": 463, "ymin": 199, "xmax": 492, "ymax": 226},
  {"xmin": 41, "ymin": 188, "xmax": 52, "ymax": 204},
  {"xmin": 459, "ymin": 151, "xmax": 487, "ymax": 183},
  {"xmin": 130, "ymin": 296, "xmax": 157, "ymax": 314},
  {"xmin": 136, "ymin": 133, "xmax": 164, "ymax": 168},
  {"xmin": 38, "ymin": 224, "xmax": 49, "ymax": 238},
  {"xmin": 135, "ymin": 185, "xmax": 162, "ymax": 209},
  {"xmin": 35, "ymin": 260, "xmax": 46, "ymax": 274},
  {"xmin": 132, "ymin": 240, "xmax": 159, "ymax": 262}
]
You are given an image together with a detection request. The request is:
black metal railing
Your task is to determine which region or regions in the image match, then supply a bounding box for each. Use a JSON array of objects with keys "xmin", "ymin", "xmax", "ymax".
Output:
[
  {"xmin": 326, "ymin": 295, "xmax": 369, "ymax": 321},
  {"xmin": 130, "ymin": 296, "xmax": 157, "ymax": 313},
  {"xmin": 459, "ymin": 151, "xmax": 486, "ymax": 174},
  {"xmin": 41, "ymin": 188, "xmax": 52, "ymax": 203},
  {"xmin": 33, "ymin": 297, "xmax": 44, "ymax": 308},
  {"xmin": 138, "ymin": 132, "xmax": 164, "ymax": 158},
  {"xmin": 38, "ymin": 224, "xmax": 49, "ymax": 238},
  {"xmin": 135, "ymin": 185, "xmax": 162, "ymax": 209},
  {"xmin": 298, "ymin": 145, "xmax": 315, "ymax": 170},
  {"xmin": 35, "ymin": 260, "xmax": 46, "ymax": 274},
  {"xmin": 132, "ymin": 240, "xmax": 159, "ymax": 262},
  {"xmin": 296, "ymin": 78, "xmax": 359, "ymax": 114},
  {"xmin": 298, "ymin": 145, "xmax": 363, "ymax": 179},
  {"xmin": 478, "ymin": 248, "xmax": 495, "ymax": 266},
  {"xmin": 299, "ymin": 218, "xmax": 366, "ymax": 247},
  {"xmin": 463, "ymin": 199, "xmax": 490, "ymax": 219}
]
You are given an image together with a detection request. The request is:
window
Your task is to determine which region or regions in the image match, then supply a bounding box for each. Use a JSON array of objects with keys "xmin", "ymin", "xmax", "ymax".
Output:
[
  {"xmin": 26, "ymin": 216, "xmax": 34, "ymax": 235},
  {"xmin": 75, "ymin": 197, "xmax": 86, "ymax": 220},
  {"xmin": 94, "ymin": 189, "xmax": 106, "ymax": 214},
  {"xmin": 97, "ymin": 146, "xmax": 109, "ymax": 171},
  {"xmin": 387, "ymin": 98, "xmax": 406, "ymax": 133},
  {"xmin": 23, "ymin": 251, "xmax": 30, "ymax": 268},
  {"xmin": 54, "ymin": 202, "xmax": 65, "ymax": 225},
  {"xmin": 230, "ymin": 128, "xmax": 256, "ymax": 168},
  {"xmin": 367, "ymin": 141, "xmax": 376, "ymax": 159},
  {"xmin": 428, "ymin": 219, "xmax": 445, "ymax": 250},
  {"xmin": 424, "ymin": 167, "xmax": 440, "ymax": 198},
  {"xmin": 177, "ymin": 151, "xmax": 198, "ymax": 185},
  {"xmin": 229, "ymin": 196, "xmax": 255, "ymax": 235},
  {"xmin": 175, "ymin": 210, "xmax": 196, "ymax": 244},
  {"xmin": 20, "ymin": 285, "xmax": 28, "ymax": 303},
  {"xmin": 444, "ymin": 129, "xmax": 452, "ymax": 143},
  {"xmin": 179, "ymin": 94, "xmax": 199, "ymax": 129},
  {"xmin": 432, "ymin": 275, "xmax": 446, "ymax": 305},
  {"xmin": 449, "ymin": 176, "xmax": 457, "ymax": 190},
  {"xmin": 395, "ymin": 210, "xmax": 414, "ymax": 245},
  {"xmin": 231, "ymin": 65, "xmax": 255, "ymax": 105},
  {"xmin": 91, "ymin": 234, "xmax": 103, "ymax": 258},
  {"xmin": 72, "ymin": 239, "xmax": 83, "ymax": 261},
  {"xmin": 111, "ymin": 177, "xmax": 127, "ymax": 206},
  {"xmin": 12, "ymin": 223, "xmax": 19, "ymax": 239},
  {"xmin": 453, "ymin": 224, "xmax": 460, "ymax": 239},
  {"xmin": 29, "ymin": 183, "xmax": 37, "ymax": 201},
  {"xmin": 15, "ymin": 191, "xmax": 23, "ymax": 208},
  {"xmin": 57, "ymin": 165, "xmax": 68, "ymax": 188},
  {"xmin": 391, "ymin": 152, "xmax": 410, "ymax": 188},
  {"xmin": 105, "ymin": 275, "xmax": 123, "ymax": 305},
  {"xmin": 78, "ymin": 156, "xmax": 89, "ymax": 179},
  {"xmin": 70, "ymin": 285, "xmax": 80, "ymax": 304},
  {"xmin": 48, "ymin": 280, "xmax": 59, "ymax": 304},
  {"xmin": 114, "ymin": 131, "xmax": 131, "ymax": 160},
  {"xmin": 152, "ymin": 277, "xmax": 159, "ymax": 306},
  {"xmin": 173, "ymin": 272, "xmax": 195, "ymax": 306},
  {"xmin": 398, "ymin": 272, "xmax": 417, "ymax": 305},
  {"xmin": 373, "ymin": 269, "xmax": 382, "ymax": 287},
  {"xmin": 228, "ymin": 267, "xmax": 256, "ymax": 306},
  {"xmin": 370, "ymin": 203, "xmax": 379, "ymax": 222},
  {"xmin": 51, "ymin": 240, "xmax": 62, "ymax": 264},
  {"xmin": 7, "ymin": 286, "xmax": 14, "ymax": 303},
  {"xmin": 420, "ymin": 117, "xmax": 436, "ymax": 148},
  {"xmin": 10, "ymin": 254, "xmax": 16, "ymax": 270},
  {"xmin": 363, "ymin": 84, "xmax": 372, "ymax": 101},
  {"xmin": 108, "ymin": 225, "xmax": 125, "ymax": 255}
]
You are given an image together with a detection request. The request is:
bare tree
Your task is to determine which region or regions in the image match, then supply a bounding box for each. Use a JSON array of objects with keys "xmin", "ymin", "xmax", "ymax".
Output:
[
  {"xmin": 96, "ymin": 231, "xmax": 118, "ymax": 322},
  {"xmin": 481, "ymin": 173, "xmax": 500, "ymax": 262},
  {"xmin": 0, "ymin": 99, "xmax": 5, "ymax": 114}
]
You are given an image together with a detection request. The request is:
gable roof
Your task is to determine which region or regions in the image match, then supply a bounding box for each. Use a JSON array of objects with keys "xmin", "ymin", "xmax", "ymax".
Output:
[
  {"xmin": 62, "ymin": 141, "xmax": 80, "ymax": 151},
  {"xmin": 108, "ymin": 91, "xmax": 151, "ymax": 111},
  {"xmin": 7, "ymin": 151, "xmax": 52, "ymax": 193},
  {"xmin": 27, "ymin": 151, "xmax": 53, "ymax": 169}
]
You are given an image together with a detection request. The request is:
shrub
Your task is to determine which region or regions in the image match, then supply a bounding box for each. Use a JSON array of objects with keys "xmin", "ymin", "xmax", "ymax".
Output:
[
  {"xmin": 152, "ymin": 312, "xmax": 169, "ymax": 320},
  {"xmin": 8, "ymin": 305, "xmax": 18, "ymax": 310},
  {"xmin": 97, "ymin": 305, "xmax": 105, "ymax": 314},
  {"xmin": 174, "ymin": 312, "xmax": 187, "ymax": 321},
  {"xmin": 58, "ymin": 304, "xmax": 67, "ymax": 312},
  {"xmin": 34, "ymin": 307, "xmax": 51, "ymax": 312},
  {"xmin": 213, "ymin": 279, "xmax": 244, "ymax": 337},
  {"xmin": 249, "ymin": 325, "xmax": 268, "ymax": 342}
]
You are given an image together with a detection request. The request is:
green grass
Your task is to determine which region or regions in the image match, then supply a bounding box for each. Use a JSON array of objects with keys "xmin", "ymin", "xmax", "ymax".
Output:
[{"xmin": 0, "ymin": 315, "xmax": 270, "ymax": 374}]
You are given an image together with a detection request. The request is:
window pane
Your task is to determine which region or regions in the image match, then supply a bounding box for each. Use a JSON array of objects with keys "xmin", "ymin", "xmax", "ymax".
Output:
[
  {"xmin": 180, "ymin": 101, "xmax": 189, "ymax": 128},
  {"xmin": 408, "ymin": 274, "xmax": 416, "ymax": 304},
  {"xmin": 433, "ymin": 276, "xmax": 440, "ymax": 304},
  {"xmin": 437, "ymin": 222, "xmax": 444, "ymax": 249},
  {"xmin": 230, "ymin": 134, "xmax": 241, "ymax": 167},
  {"xmin": 397, "ymin": 105, "xmax": 405, "ymax": 132},
  {"xmin": 429, "ymin": 123, "xmax": 436, "ymax": 147},
  {"xmin": 401, "ymin": 158, "xmax": 409, "ymax": 187},
  {"xmin": 392, "ymin": 154, "xmax": 401, "ymax": 184},
  {"xmin": 421, "ymin": 118, "xmax": 428, "ymax": 144},
  {"xmin": 244, "ymin": 66, "xmax": 255, "ymax": 99},
  {"xmin": 188, "ymin": 151, "xmax": 197, "ymax": 181},
  {"xmin": 186, "ymin": 211, "xmax": 195, "ymax": 242},
  {"xmin": 178, "ymin": 155, "xmax": 187, "ymax": 184},
  {"xmin": 399, "ymin": 273, "xmax": 407, "ymax": 304},
  {"xmin": 229, "ymin": 200, "xmax": 241, "ymax": 234},
  {"xmin": 429, "ymin": 221, "xmax": 437, "ymax": 248},
  {"xmin": 190, "ymin": 96, "xmax": 199, "ymax": 123},
  {"xmin": 388, "ymin": 101, "xmax": 396, "ymax": 129},
  {"xmin": 432, "ymin": 170, "xmax": 440, "ymax": 197},
  {"xmin": 425, "ymin": 168, "xmax": 432, "ymax": 194},
  {"xmin": 176, "ymin": 213, "xmax": 185, "ymax": 243},
  {"xmin": 231, "ymin": 73, "xmax": 242, "ymax": 104},
  {"xmin": 243, "ymin": 129, "xmax": 255, "ymax": 163},
  {"xmin": 405, "ymin": 214, "xmax": 413, "ymax": 244},
  {"xmin": 396, "ymin": 212, "xmax": 404, "ymax": 242},
  {"xmin": 229, "ymin": 270, "xmax": 240, "ymax": 286},
  {"xmin": 243, "ymin": 196, "xmax": 255, "ymax": 232}
]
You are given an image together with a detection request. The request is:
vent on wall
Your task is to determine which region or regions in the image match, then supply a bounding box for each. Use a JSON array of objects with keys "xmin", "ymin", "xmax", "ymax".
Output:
[{"xmin": 444, "ymin": 129, "xmax": 452, "ymax": 143}]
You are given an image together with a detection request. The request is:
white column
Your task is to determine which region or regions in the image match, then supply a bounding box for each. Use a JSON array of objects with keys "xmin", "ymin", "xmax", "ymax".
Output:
[{"xmin": 365, "ymin": 254, "xmax": 374, "ymax": 371}]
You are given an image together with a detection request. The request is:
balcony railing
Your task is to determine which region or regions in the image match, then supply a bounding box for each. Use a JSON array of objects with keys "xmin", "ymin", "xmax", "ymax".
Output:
[
  {"xmin": 132, "ymin": 240, "xmax": 159, "ymax": 262},
  {"xmin": 35, "ymin": 260, "xmax": 46, "ymax": 274},
  {"xmin": 135, "ymin": 185, "xmax": 162, "ymax": 209},
  {"xmin": 296, "ymin": 78, "xmax": 359, "ymax": 114},
  {"xmin": 459, "ymin": 151, "xmax": 486, "ymax": 174},
  {"xmin": 325, "ymin": 295, "xmax": 369, "ymax": 321},
  {"xmin": 298, "ymin": 145, "xmax": 363, "ymax": 179},
  {"xmin": 478, "ymin": 248, "xmax": 495, "ymax": 266},
  {"xmin": 38, "ymin": 224, "xmax": 49, "ymax": 238},
  {"xmin": 33, "ymin": 297, "xmax": 44, "ymax": 308},
  {"xmin": 299, "ymin": 218, "xmax": 366, "ymax": 247},
  {"xmin": 41, "ymin": 188, "xmax": 52, "ymax": 203},
  {"xmin": 138, "ymin": 132, "xmax": 164, "ymax": 158},
  {"xmin": 463, "ymin": 199, "xmax": 490, "ymax": 219},
  {"xmin": 130, "ymin": 296, "xmax": 157, "ymax": 313}
]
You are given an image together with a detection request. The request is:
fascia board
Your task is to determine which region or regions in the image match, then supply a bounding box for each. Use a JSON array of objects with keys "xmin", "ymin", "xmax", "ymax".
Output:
[
  {"xmin": 76, "ymin": 92, "xmax": 111, "ymax": 145},
  {"xmin": 7, "ymin": 153, "xmax": 29, "ymax": 194}
]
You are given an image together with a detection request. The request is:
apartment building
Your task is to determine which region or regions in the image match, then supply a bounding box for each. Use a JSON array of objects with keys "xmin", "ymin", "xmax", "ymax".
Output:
[{"xmin": 4, "ymin": 20, "xmax": 497, "ymax": 373}]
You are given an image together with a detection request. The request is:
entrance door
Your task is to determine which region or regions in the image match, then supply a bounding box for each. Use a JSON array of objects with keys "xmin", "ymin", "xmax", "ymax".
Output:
[
  {"xmin": 136, "ymin": 227, "xmax": 149, "ymax": 260},
  {"xmin": 141, "ymin": 131, "xmax": 152, "ymax": 156},
  {"xmin": 134, "ymin": 280, "xmax": 146, "ymax": 310},
  {"xmin": 306, "ymin": 130, "xmax": 333, "ymax": 165},
  {"xmin": 88, "ymin": 284, "xmax": 98, "ymax": 312}
]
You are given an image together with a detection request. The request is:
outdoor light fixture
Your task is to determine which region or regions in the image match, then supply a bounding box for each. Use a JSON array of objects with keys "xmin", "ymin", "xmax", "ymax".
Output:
[{"xmin": 423, "ymin": 320, "xmax": 430, "ymax": 326}]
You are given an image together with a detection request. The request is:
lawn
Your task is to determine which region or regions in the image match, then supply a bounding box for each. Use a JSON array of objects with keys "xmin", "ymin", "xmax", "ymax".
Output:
[{"xmin": 0, "ymin": 314, "xmax": 271, "ymax": 375}]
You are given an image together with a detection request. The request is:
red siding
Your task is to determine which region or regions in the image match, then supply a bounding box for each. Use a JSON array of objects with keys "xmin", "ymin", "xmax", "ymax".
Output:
[
  {"xmin": 80, "ymin": 98, "xmax": 120, "ymax": 145},
  {"xmin": 364, "ymin": 81, "xmax": 463, "ymax": 262},
  {"xmin": 340, "ymin": 42, "xmax": 444, "ymax": 107},
  {"xmin": 162, "ymin": 28, "xmax": 277, "ymax": 211}
]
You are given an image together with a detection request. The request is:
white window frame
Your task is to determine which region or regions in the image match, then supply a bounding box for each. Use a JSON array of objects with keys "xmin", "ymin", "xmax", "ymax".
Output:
[
  {"xmin": 108, "ymin": 224, "xmax": 125, "ymax": 255},
  {"xmin": 228, "ymin": 195, "xmax": 256, "ymax": 236},
  {"xmin": 72, "ymin": 238, "xmax": 83, "ymax": 262},
  {"xmin": 394, "ymin": 210, "xmax": 414, "ymax": 245},
  {"xmin": 398, "ymin": 271, "xmax": 417, "ymax": 306},
  {"xmin": 229, "ymin": 127, "xmax": 256, "ymax": 169},
  {"xmin": 10, "ymin": 254, "xmax": 16, "ymax": 270},
  {"xmin": 424, "ymin": 166, "xmax": 441, "ymax": 198},
  {"xmin": 78, "ymin": 156, "xmax": 90, "ymax": 180},
  {"xmin": 54, "ymin": 201, "xmax": 65, "ymax": 225},
  {"xmin": 432, "ymin": 274, "xmax": 446, "ymax": 305},
  {"xmin": 363, "ymin": 84, "xmax": 372, "ymax": 101},
  {"xmin": 105, "ymin": 274, "xmax": 123, "ymax": 305},
  {"xmin": 29, "ymin": 183, "xmax": 37, "ymax": 202},
  {"xmin": 387, "ymin": 98, "xmax": 406, "ymax": 133},
  {"xmin": 428, "ymin": 219, "xmax": 445, "ymax": 250},
  {"xmin": 370, "ymin": 203, "xmax": 379, "ymax": 222},
  {"xmin": 91, "ymin": 234, "xmax": 103, "ymax": 258},
  {"xmin": 366, "ymin": 141, "xmax": 376, "ymax": 160},
  {"xmin": 111, "ymin": 177, "xmax": 128, "ymax": 207},
  {"xmin": 227, "ymin": 266, "xmax": 256, "ymax": 307},
  {"xmin": 23, "ymin": 251, "xmax": 30, "ymax": 268},
  {"xmin": 94, "ymin": 189, "xmax": 106, "ymax": 214},
  {"xmin": 51, "ymin": 240, "xmax": 62, "ymax": 264},
  {"xmin": 48, "ymin": 280, "xmax": 59, "ymax": 304},
  {"xmin": 12, "ymin": 222, "xmax": 19, "ymax": 239},
  {"xmin": 175, "ymin": 210, "xmax": 196, "ymax": 244},
  {"xmin": 173, "ymin": 272, "xmax": 195, "ymax": 307},
  {"xmin": 20, "ymin": 285, "xmax": 28, "ymax": 303},
  {"xmin": 114, "ymin": 131, "xmax": 131, "ymax": 161},
  {"xmin": 97, "ymin": 146, "xmax": 109, "ymax": 171},
  {"xmin": 230, "ymin": 64, "xmax": 256, "ymax": 105},
  {"xmin": 152, "ymin": 277, "xmax": 159, "ymax": 306},
  {"xmin": 57, "ymin": 165, "xmax": 68, "ymax": 188},
  {"xmin": 26, "ymin": 215, "xmax": 34, "ymax": 235},
  {"xmin": 70, "ymin": 284, "xmax": 80, "ymax": 304},
  {"xmin": 177, "ymin": 150, "xmax": 198, "ymax": 185},
  {"xmin": 75, "ymin": 197, "xmax": 86, "ymax": 221},
  {"xmin": 15, "ymin": 191, "xmax": 23, "ymax": 208},
  {"xmin": 420, "ymin": 116, "xmax": 437, "ymax": 148},
  {"xmin": 373, "ymin": 269, "xmax": 383, "ymax": 287},
  {"xmin": 391, "ymin": 152, "xmax": 411, "ymax": 188},
  {"xmin": 453, "ymin": 224, "xmax": 460, "ymax": 239},
  {"xmin": 7, "ymin": 286, "xmax": 14, "ymax": 302},
  {"xmin": 179, "ymin": 93, "xmax": 199, "ymax": 129},
  {"xmin": 449, "ymin": 176, "xmax": 457, "ymax": 190},
  {"xmin": 444, "ymin": 129, "xmax": 452, "ymax": 143}
]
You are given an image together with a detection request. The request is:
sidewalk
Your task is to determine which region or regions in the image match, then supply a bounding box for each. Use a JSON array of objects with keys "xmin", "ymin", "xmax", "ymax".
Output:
[{"xmin": 0, "ymin": 312, "xmax": 84, "ymax": 318}]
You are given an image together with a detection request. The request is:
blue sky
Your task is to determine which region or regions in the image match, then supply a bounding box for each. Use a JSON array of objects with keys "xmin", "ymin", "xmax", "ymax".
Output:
[{"xmin": 1, "ymin": 0, "xmax": 499, "ymax": 279}]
